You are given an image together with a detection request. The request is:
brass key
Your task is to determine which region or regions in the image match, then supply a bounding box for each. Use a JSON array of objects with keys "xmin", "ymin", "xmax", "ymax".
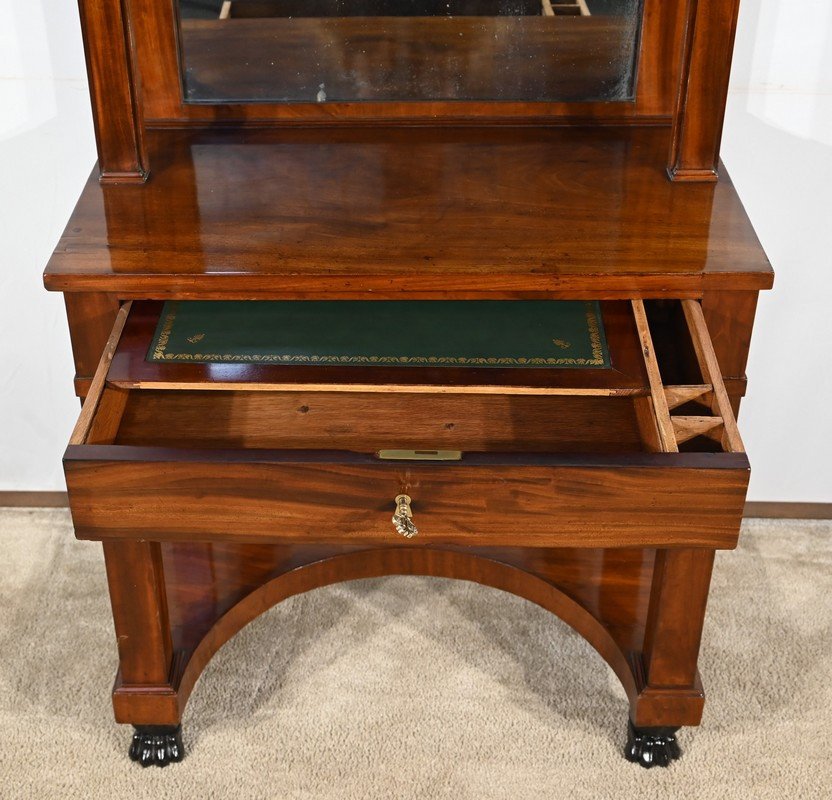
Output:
[{"xmin": 392, "ymin": 494, "xmax": 418, "ymax": 538}]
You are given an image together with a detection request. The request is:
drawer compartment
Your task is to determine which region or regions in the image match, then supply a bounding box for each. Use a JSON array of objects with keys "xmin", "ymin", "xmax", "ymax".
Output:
[{"xmin": 64, "ymin": 300, "xmax": 749, "ymax": 549}]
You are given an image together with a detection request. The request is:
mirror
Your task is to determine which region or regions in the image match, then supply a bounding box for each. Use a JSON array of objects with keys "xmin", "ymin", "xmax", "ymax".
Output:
[{"xmin": 177, "ymin": 0, "xmax": 642, "ymax": 104}]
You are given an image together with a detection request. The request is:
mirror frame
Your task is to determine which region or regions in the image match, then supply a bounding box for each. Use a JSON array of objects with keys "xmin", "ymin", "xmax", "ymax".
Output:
[
  {"xmin": 140, "ymin": 0, "xmax": 681, "ymax": 124},
  {"xmin": 172, "ymin": 0, "xmax": 649, "ymax": 108},
  {"xmin": 76, "ymin": 0, "xmax": 741, "ymax": 183}
]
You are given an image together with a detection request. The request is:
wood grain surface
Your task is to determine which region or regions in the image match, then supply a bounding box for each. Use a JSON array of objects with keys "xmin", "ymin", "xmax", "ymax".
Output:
[
  {"xmin": 44, "ymin": 127, "xmax": 772, "ymax": 297},
  {"xmin": 113, "ymin": 390, "xmax": 647, "ymax": 452},
  {"xmin": 64, "ymin": 449, "xmax": 749, "ymax": 549}
]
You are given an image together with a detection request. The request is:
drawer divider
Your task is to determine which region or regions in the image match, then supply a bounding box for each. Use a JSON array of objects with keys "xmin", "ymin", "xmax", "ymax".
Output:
[
  {"xmin": 681, "ymin": 300, "xmax": 745, "ymax": 453},
  {"xmin": 664, "ymin": 384, "xmax": 714, "ymax": 411},
  {"xmin": 633, "ymin": 299, "xmax": 744, "ymax": 455},
  {"xmin": 671, "ymin": 415, "xmax": 724, "ymax": 445},
  {"xmin": 631, "ymin": 299, "xmax": 678, "ymax": 454}
]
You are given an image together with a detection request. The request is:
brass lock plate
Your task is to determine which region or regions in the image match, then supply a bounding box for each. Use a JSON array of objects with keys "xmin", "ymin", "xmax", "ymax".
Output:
[{"xmin": 376, "ymin": 449, "xmax": 462, "ymax": 461}]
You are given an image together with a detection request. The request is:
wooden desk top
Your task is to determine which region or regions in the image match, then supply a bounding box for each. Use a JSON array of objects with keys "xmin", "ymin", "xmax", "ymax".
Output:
[{"xmin": 45, "ymin": 126, "xmax": 772, "ymax": 299}]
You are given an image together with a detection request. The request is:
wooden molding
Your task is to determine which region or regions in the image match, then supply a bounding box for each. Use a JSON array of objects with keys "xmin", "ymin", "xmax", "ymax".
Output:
[
  {"xmin": 667, "ymin": 0, "xmax": 742, "ymax": 181},
  {"xmin": 743, "ymin": 502, "xmax": 832, "ymax": 521},
  {"xmin": 0, "ymin": 492, "xmax": 69, "ymax": 507},
  {"xmin": 130, "ymin": 0, "xmax": 685, "ymax": 126},
  {"xmin": 77, "ymin": 0, "xmax": 148, "ymax": 181}
]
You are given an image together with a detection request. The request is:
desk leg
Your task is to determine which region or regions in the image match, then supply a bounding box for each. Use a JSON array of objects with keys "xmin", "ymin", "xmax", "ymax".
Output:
[
  {"xmin": 626, "ymin": 547, "xmax": 715, "ymax": 767},
  {"xmin": 102, "ymin": 540, "xmax": 184, "ymax": 767}
]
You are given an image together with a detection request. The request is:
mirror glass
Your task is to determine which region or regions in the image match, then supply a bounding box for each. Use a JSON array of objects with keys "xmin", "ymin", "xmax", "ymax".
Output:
[{"xmin": 177, "ymin": 0, "xmax": 642, "ymax": 103}]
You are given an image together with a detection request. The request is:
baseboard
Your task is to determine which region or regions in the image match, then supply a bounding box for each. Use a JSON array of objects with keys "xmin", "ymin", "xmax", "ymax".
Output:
[
  {"xmin": 0, "ymin": 491, "xmax": 69, "ymax": 507},
  {"xmin": 1, "ymin": 493, "xmax": 829, "ymax": 519},
  {"xmin": 744, "ymin": 502, "xmax": 832, "ymax": 520}
]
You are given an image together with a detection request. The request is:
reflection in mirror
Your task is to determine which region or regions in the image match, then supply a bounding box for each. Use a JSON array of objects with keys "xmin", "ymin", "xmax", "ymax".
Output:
[{"xmin": 177, "ymin": 0, "xmax": 642, "ymax": 104}]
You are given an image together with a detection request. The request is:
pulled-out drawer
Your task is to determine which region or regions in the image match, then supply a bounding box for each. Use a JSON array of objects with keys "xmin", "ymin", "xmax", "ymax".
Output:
[{"xmin": 64, "ymin": 300, "xmax": 749, "ymax": 549}]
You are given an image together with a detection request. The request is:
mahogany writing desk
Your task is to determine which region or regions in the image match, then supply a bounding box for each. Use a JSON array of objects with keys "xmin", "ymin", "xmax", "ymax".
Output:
[{"xmin": 46, "ymin": 0, "xmax": 772, "ymax": 769}]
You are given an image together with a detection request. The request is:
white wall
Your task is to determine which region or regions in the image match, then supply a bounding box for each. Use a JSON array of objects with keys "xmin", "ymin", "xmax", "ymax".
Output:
[
  {"xmin": 0, "ymin": 0, "xmax": 96, "ymax": 491},
  {"xmin": 1, "ymin": 0, "xmax": 830, "ymax": 501},
  {"xmin": 722, "ymin": 0, "xmax": 832, "ymax": 502}
]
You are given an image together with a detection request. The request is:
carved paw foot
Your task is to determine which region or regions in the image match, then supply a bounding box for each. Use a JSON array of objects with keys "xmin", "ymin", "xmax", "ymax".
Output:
[
  {"xmin": 624, "ymin": 720, "xmax": 681, "ymax": 768},
  {"xmin": 128, "ymin": 724, "xmax": 185, "ymax": 767}
]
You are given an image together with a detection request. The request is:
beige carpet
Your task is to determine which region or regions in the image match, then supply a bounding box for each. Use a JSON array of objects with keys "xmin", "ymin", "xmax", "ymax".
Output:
[{"xmin": 0, "ymin": 509, "xmax": 829, "ymax": 799}]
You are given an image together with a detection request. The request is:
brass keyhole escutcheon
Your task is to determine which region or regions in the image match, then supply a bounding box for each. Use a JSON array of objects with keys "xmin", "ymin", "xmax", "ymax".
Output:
[{"xmin": 392, "ymin": 494, "xmax": 418, "ymax": 538}]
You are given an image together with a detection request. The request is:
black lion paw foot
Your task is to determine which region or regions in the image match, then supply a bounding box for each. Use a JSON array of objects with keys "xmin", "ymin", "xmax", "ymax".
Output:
[
  {"xmin": 128, "ymin": 725, "xmax": 185, "ymax": 767},
  {"xmin": 624, "ymin": 720, "xmax": 681, "ymax": 768}
]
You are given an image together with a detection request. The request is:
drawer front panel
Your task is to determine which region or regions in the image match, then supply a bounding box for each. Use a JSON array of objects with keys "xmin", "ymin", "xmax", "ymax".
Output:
[{"xmin": 64, "ymin": 450, "xmax": 749, "ymax": 549}]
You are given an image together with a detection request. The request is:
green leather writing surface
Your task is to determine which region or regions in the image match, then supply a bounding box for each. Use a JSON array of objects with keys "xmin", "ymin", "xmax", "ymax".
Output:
[{"xmin": 148, "ymin": 301, "xmax": 609, "ymax": 368}]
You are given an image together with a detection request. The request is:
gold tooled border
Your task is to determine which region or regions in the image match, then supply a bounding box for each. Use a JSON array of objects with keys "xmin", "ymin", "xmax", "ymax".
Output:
[
  {"xmin": 152, "ymin": 301, "xmax": 179, "ymax": 360},
  {"xmin": 150, "ymin": 300, "xmax": 608, "ymax": 367},
  {"xmin": 584, "ymin": 300, "xmax": 605, "ymax": 364}
]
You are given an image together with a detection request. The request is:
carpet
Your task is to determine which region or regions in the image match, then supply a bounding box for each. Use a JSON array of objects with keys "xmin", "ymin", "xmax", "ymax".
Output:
[{"xmin": 0, "ymin": 509, "xmax": 829, "ymax": 799}]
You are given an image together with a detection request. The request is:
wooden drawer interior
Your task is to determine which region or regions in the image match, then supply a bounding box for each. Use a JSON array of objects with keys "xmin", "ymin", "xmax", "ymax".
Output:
[
  {"xmin": 113, "ymin": 390, "xmax": 646, "ymax": 452},
  {"xmin": 70, "ymin": 298, "xmax": 744, "ymax": 458},
  {"xmin": 63, "ymin": 298, "xmax": 749, "ymax": 549},
  {"xmin": 107, "ymin": 300, "xmax": 649, "ymax": 397}
]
